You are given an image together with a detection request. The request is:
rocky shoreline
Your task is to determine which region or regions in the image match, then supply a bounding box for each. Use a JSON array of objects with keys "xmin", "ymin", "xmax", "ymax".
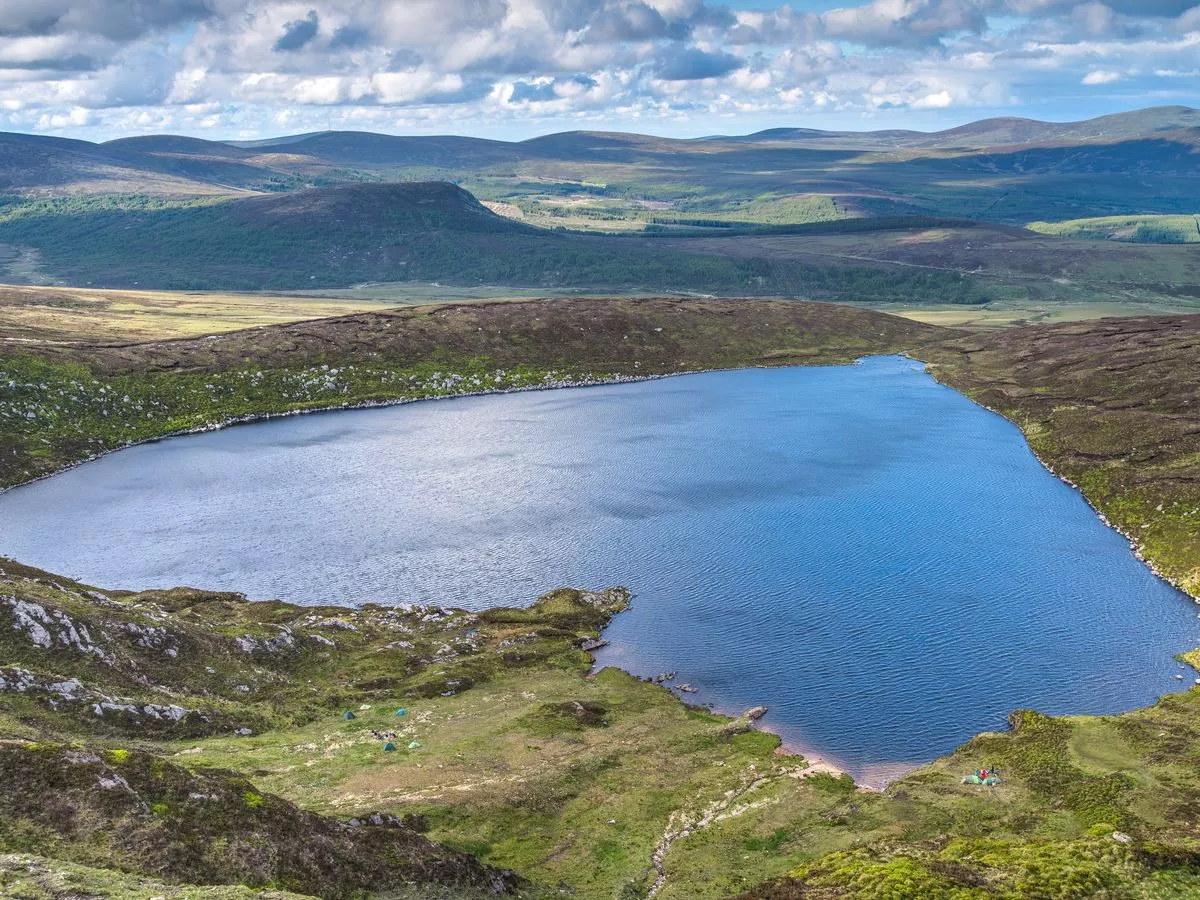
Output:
[{"xmin": 922, "ymin": 360, "xmax": 1199, "ymax": 604}]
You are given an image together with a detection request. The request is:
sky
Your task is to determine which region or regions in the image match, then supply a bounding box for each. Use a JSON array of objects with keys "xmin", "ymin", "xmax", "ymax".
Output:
[{"xmin": 1, "ymin": 0, "xmax": 1198, "ymax": 142}]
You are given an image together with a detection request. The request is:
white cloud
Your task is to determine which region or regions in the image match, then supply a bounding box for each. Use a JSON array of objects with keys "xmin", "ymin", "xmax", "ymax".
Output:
[
  {"xmin": 0, "ymin": 0, "xmax": 1196, "ymax": 139},
  {"xmin": 34, "ymin": 105, "xmax": 94, "ymax": 129},
  {"xmin": 914, "ymin": 88, "xmax": 955, "ymax": 107}
]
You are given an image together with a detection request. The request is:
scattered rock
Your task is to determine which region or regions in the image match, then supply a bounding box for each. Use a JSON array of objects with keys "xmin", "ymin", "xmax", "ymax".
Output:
[
  {"xmin": 2, "ymin": 597, "xmax": 114, "ymax": 663},
  {"xmin": 317, "ymin": 618, "xmax": 358, "ymax": 631}
]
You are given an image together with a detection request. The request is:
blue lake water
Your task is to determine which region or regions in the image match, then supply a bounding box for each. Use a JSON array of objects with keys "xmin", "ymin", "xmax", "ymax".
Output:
[{"xmin": 2, "ymin": 355, "xmax": 1197, "ymax": 781}]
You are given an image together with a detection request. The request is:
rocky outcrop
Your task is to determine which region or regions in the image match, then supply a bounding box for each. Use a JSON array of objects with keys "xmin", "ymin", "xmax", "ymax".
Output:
[{"xmin": 0, "ymin": 742, "xmax": 523, "ymax": 898}]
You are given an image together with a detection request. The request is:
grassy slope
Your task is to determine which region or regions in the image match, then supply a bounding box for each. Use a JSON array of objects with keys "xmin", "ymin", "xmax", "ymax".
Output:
[
  {"xmin": 7, "ymin": 557, "xmax": 1200, "ymax": 900},
  {"xmin": 0, "ymin": 558, "xmax": 590, "ymax": 897},
  {"xmin": 1029, "ymin": 214, "xmax": 1200, "ymax": 244},
  {"xmin": 0, "ymin": 184, "xmax": 1002, "ymax": 306},
  {"xmin": 922, "ymin": 315, "xmax": 1200, "ymax": 597},
  {"xmin": 0, "ymin": 853, "xmax": 311, "ymax": 899},
  {"xmin": 0, "ymin": 297, "xmax": 939, "ymax": 490}
]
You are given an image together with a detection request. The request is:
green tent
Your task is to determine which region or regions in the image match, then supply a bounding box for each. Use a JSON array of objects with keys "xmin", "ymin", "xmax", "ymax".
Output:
[
  {"xmin": 962, "ymin": 770, "xmax": 1001, "ymax": 787},
  {"xmin": 342, "ymin": 711, "xmax": 356, "ymax": 720},
  {"xmin": 408, "ymin": 740, "xmax": 422, "ymax": 750},
  {"xmin": 395, "ymin": 708, "xmax": 408, "ymax": 717},
  {"xmin": 383, "ymin": 742, "xmax": 397, "ymax": 751}
]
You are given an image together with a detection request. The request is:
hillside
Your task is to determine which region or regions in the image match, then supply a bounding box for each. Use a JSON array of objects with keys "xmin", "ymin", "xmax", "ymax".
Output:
[
  {"xmin": 0, "ymin": 132, "xmax": 243, "ymax": 196},
  {"xmin": 0, "ymin": 106, "xmax": 1198, "ymax": 230},
  {"xmin": 5, "ymin": 550, "xmax": 1200, "ymax": 899},
  {"xmin": 0, "ymin": 297, "xmax": 941, "ymax": 488},
  {"xmin": 0, "ymin": 182, "xmax": 1007, "ymax": 301},
  {"xmin": 3, "ymin": 176, "xmax": 1198, "ymax": 308},
  {"xmin": 4, "ymin": 550, "xmax": 1200, "ymax": 899},
  {"xmin": 1029, "ymin": 213, "xmax": 1200, "ymax": 244},
  {"xmin": 713, "ymin": 106, "xmax": 1200, "ymax": 149}
]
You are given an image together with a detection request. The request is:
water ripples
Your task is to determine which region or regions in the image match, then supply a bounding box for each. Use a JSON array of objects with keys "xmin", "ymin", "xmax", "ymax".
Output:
[{"xmin": 1, "ymin": 356, "xmax": 1197, "ymax": 779}]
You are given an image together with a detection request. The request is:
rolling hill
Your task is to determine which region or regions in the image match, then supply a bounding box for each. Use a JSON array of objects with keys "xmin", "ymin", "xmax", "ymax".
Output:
[
  {"xmin": 0, "ymin": 106, "xmax": 1197, "ymax": 302},
  {"xmin": 726, "ymin": 105, "xmax": 1200, "ymax": 149},
  {"xmin": 0, "ymin": 106, "xmax": 1195, "ymax": 229},
  {"xmin": 0, "ymin": 181, "xmax": 1008, "ymax": 301},
  {"xmin": 2, "ymin": 177, "xmax": 1197, "ymax": 310}
]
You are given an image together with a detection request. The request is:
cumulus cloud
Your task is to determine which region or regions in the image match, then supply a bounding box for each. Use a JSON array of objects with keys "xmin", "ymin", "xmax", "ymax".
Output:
[
  {"xmin": 0, "ymin": 0, "xmax": 1196, "ymax": 139},
  {"xmin": 654, "ymin": 45, "xmax": 742, "ymax": 80},
  {"xmin": 0, "ymin": 0, "xmax": 213, "ymax": 41},
  {"xmin": 822, "ymin": 0, "xmax": 992, "ymax": 49},
  {"xmin": 274, "ymin": 10, "xmax": 320, "ymax": 52}
]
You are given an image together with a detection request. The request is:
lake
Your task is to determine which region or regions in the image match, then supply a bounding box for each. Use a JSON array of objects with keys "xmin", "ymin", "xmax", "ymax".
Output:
[{"xmin": 2, "ymin": 355, "xmax": 1196, "ymax": 781}]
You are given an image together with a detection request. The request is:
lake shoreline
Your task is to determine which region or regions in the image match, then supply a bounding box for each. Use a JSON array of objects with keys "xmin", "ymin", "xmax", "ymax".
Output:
[
  {"xmin": 11, "ymin": 352, "xmax": 1190, "ymax": 613},
  {"xmin": 5, "ymin": 355, "xmax": 1196, "ymax": 789},
  {"xmin": 920, "ymin": 357, "xmax": 1199, "ymax": 604},
  {"xmin": 0, "ymin": 368, "xmax": 707, "ymax": 498}
]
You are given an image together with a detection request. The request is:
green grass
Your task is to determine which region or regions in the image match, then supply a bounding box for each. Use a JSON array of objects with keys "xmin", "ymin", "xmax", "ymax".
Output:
[
  {"xmin": 0, "ymin": 297, "xmax": 940, "ymax": 490},
  {"xmin": 11, "ymin": 553, "xmax": 1200, "ymax": 899},
  {"xmin": 0, "ymin": 853, "xmax": 313, "ymax": 899},
  {"xmin": 0, "ymin": 184, "xmax": 1020, "ymax": 303},
  {"xmin": 1029, "ymin": 214, "xmax": 1200, "ymax": 244}
]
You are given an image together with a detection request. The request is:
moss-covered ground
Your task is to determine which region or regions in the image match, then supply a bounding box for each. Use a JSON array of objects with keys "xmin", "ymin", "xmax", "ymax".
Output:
[
  {"xmin": 5, "ymin": 556, "xmax": 1200, "ymax": 898},
  {"xmin": 0, "ymin": 853, "xmax": 311, "ymax": 899}
]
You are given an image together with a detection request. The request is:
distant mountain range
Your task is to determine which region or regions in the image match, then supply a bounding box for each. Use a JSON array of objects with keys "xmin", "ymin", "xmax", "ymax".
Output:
[
  {"xmin": 0, "ymin": 106, "xmax": 1196, "ymax": 296},
  {"xmin": 715, "ymin": 105, "xmax": 1200, "ymax": 148},
  {"xmin": 0, "ymin": 105, "xmax": 1196, "ymax": 212}
]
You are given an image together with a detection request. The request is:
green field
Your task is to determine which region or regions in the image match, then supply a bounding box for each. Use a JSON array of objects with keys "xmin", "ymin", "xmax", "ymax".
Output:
[{"xmin": 1029, "ymin": 214, "xmax": 1200, "ymax": 244}]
